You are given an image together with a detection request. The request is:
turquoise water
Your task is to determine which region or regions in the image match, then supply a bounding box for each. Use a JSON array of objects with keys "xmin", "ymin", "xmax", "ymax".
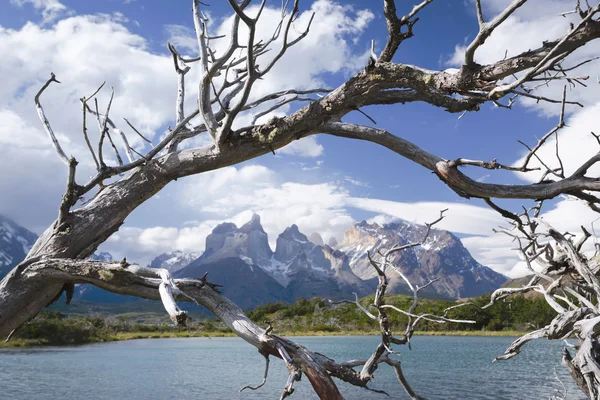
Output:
[{"xmin": 0, "ymin": 335, "xmax": 584, "ymax": 399}]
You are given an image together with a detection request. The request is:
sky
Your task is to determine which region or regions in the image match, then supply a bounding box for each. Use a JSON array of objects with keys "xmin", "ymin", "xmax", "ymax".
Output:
[{"xmin": 0, "ymin": 0, "xmax": 599, "ymax": 277}]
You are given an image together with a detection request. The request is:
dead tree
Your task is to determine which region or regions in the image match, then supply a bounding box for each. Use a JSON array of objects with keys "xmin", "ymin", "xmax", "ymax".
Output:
[{"xmin": 2, "ymin": 0, "xmax": 600, "ymax": 398}]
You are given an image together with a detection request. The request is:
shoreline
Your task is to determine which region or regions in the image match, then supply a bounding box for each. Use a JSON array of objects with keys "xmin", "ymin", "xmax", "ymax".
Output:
[{"xmin": 0, "ymin": 330, "xmax": 522, "ymax": 348}]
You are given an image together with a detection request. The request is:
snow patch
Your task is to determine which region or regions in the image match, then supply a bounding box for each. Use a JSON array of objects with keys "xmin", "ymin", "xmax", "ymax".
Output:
[{"xmin": 239, "ymin": 255, "xmax": 254, "ymax": 271}]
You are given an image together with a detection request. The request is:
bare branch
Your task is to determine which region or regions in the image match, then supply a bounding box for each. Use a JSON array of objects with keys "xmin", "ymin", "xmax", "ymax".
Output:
[
  {"xmin": 489, "ymin": 4, "xmax": 600, "ymax": 98},
  {"xmin": 240, "ymin": 351, "xmax": 270, "ymax": 392},
  {"xmin": 34, "ymin": 73, "xmax": 69, "ymax": 166},
  {"xmin": 57, "ymin": 157, "xmax": 79, "ymax": 227},
  {"xmin": 193, "ymin": 0, "xmax": 220, "ymax": 140},
  {"xmin": 464, "ymin": 0, "xmax": 528, "ymax": 66},
  {"xmin": 379, "ymin": 0, "xmax": 434, "ymax": 62},
  {"xmin": 123, "ymin": 118, "xmax": 154, "ymax": 146},
  {"xmin": 80, "ymin": 82, "xmax": 104, "ymax": 169}
]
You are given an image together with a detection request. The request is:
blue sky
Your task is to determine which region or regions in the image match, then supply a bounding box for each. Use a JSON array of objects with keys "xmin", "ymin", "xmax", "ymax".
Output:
[{"xmin": 1, "ymin": 0, "xmax": 598, "ymax": 276}]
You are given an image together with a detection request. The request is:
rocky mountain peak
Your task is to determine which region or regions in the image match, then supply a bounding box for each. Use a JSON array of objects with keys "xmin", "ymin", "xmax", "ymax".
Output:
[
  {"xmin": 239, "ymin": 213, "xmax": 265, "ymax": 233},
  {"xmin": 211, "ymin": 222, "xmax": 238, "ymax": 234},
  {"xmin": 343, "ymin": 221, "xmax": 382, "ymax": 246},
  {"xmin": 339, "ymin": 220, "xmax": 507, "ymax": 299},
  {"xmin": 280, "ymin": 224, "xmax": 304, "ymax": 239},
  {"xmin": 309, "ymin": 232, "xmax": 324, "ymax": 246},
  {"xmin": 196, "ymin": 215, "xmax": 273, "ymax": 267},
  {"xmin": 275, "ymin": 224, "xmax": 313, "ymax": 263},
  {"xmin": 148, "ymin": 250, "xmax": 202, "ymax": 274},
  {"xmin": 327, "ymin": 237, "xmax": 338, "ymax": 248}
]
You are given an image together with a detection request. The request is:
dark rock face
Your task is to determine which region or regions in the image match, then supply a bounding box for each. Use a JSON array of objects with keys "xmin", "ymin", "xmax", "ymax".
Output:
[
  {"xmin": 338, "ymin": 220, "xmax": 507, "ymax": 299},
  {"xmin": 274, "ymin": 225, "xmax": 310, "ymax": 263},
  {"xmin": 202, "ymin": 214, "xmax": 273, "ymax": 267},
  {"xmin": 176, "ymin": 257, "xmax": 288, "ymax": 310},
  {"xmin": 0, "ymin": 215, "xmax": 37, "ymax": 279}
]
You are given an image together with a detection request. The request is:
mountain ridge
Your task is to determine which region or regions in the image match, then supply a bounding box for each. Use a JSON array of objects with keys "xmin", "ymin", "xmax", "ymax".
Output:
[
  {"xmin": 339, "ymin": 219, "xmax": 507, "ymax": 298},
  {"xmin": 0, "ymin": 213, "xmax": 507, "ymax": 309}
]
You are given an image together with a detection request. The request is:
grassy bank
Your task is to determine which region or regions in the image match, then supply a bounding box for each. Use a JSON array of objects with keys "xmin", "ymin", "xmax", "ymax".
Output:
[
  {"xmin": 1, "ymin": 329, "xmax": 524, "ymax": 348},
  {"xmin": 1, "ymin": 293, "xmax": 554, "ymax": 348}
]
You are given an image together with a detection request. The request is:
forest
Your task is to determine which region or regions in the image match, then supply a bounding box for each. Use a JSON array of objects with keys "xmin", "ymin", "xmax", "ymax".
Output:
[{"xmin": 6, "ymin": 293, "xmax": 556, "ymax": 347}]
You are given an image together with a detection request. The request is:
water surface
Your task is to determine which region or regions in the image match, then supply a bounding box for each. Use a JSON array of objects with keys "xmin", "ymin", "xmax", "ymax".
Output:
[{"xmin": 0, "ymin": 335, "xmax": 584, "ymax": 399}]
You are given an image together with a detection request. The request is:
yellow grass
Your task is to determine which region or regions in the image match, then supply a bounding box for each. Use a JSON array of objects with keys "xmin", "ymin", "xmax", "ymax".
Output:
[{"xmin": 0, "ymin": 329, "xmax": 523, "ymax": 348}]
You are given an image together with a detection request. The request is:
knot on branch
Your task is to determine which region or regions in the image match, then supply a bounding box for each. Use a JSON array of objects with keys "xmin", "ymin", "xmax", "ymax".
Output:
[
  {"xmin": 264, "ymin": 320, "xmax": 274, "ymax": 335},
  {"xmin": 199, "ymin": 271, "xmax": 223, "ymax": 291},
  {"xmin": 173, "ymin": 310, "xmax": 189, "ymax": 327}
]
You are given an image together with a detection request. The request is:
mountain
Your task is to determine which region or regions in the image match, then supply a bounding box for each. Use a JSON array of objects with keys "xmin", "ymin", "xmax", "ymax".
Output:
[
  {"xmin": 0, "ymin": 215, "xmax": 38, "ymax": 278},
  {"xmin": 175, "ymin": 215, "xmax": 372, "ymax": 308},
  {"xmin": 0, "ymin": 213, "xmax": 507, "ymax": 310},
  {"xmin": 90, "ymin": 252, "xmax": 113, "ymax": 262},
  {"xmin": 148, "ymin": 250, "xmax": 202, "ymax": 274},
  {"xmin": 308, "ymin": 232, "xmax": 324, "ymax": 246},
  {"xmin": 338, "ymin": 220, "xmax": 507, "ymax": 299},
  {"xmin": 176, "ymin": 214, "xmax": 287, "ymax": 308},
  {"xmin": 265, "ymin": 224, "xmax": 373, "ymax": 299},
  {"xmin": 177, "ymin": 257, "xmax": 288, "ymax": 310}
]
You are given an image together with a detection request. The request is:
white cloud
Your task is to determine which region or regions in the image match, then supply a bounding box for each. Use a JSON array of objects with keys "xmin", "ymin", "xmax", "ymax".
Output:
[
  {"xmin": 278, "ymin": 137, "xmax": 324, "ymax": 158},
  {"xmin": 346, "ymin": 198, "xmax": 506, "ymax": 236},
  {"xmin": 514, "ymin": 104, "xmax": 600, "ymax": 182},
  {"xmin": 0, "ymin": 14, "xmax": 177, "ymax": 229},
  {"xmin": 449, "ymin": 0, "xmax": 600, "ymax": 116},
  {"xmin": 1, "ymin": 2, "xmax": 374, "ymax": 230},
  {"xmin": 461, "ymin": 234, "xmax": 525, "ymax": 277},
  {"xmin": 177, "ymin": 165, "xmax": 354, "ymax": 249},
  {"xmin": 164, "ymin": 24, "xmax": 198, "ymax": 53},
  {"xmin": 10, "ymin": 0, "xmax": 70, "ymax": 24},
  {"xmin": 103, "ymin": 222, "xmax": 217, "ymax": 266},
  {"xmin": 343, "ymin": 176, "xmax": 370, "ymax": 188}
]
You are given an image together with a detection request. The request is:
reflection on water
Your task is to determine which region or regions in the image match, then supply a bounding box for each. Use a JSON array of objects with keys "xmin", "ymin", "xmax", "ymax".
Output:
[{"xmin": 0, "ymin": 335, "xmax": 586, "ymax": 399}]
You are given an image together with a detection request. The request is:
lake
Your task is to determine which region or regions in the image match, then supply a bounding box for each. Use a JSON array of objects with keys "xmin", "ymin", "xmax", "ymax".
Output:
[{"xmin": 0, "ymin": 335, "xmax": 584, "ymax": 399}]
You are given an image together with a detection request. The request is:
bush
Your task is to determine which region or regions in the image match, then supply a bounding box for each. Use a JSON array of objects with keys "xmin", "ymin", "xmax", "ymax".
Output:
[{"xmin": 310, "ymin": 323, "xmax": 338, "ymax": 332}]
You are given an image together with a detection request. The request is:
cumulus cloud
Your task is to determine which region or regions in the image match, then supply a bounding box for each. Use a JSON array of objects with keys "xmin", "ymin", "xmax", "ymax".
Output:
[
  {"xmin": 10, "ymin": 0, "xmax": 70, "ymax": 24},
  {"xmin": 514, "ymin": 104, "xmax": 600, "ymax": 183},
  {"xmin": 278, "ymin": 137, "xmax": 324, "ymax": 158},
  {"xmin": 1, "ymin": 1, "xmax": 373, "ymax": 230},
  {"xmin": 104, "ymin": 223, "xmax": 218, "ymax": 266},
  {"xmin": 449, "ymin": 0, "xmax": 600, "ymax": 116},
  {"xmin": 0, "ymin": 14, "xmax": 176, "ymax": 229},
  {"xmin": 176, "ymin": 164, "xmax": 354, "ymax": 248}
]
